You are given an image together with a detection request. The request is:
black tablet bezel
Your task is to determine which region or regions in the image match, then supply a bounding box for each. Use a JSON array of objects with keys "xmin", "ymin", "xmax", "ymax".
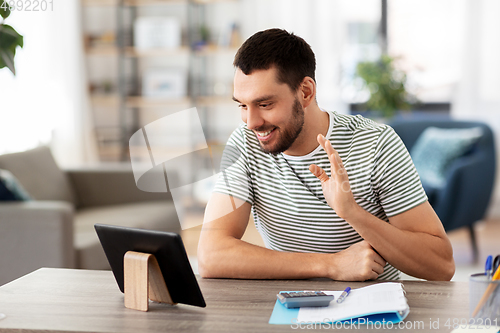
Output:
[{"xmin": 94, "ymin": 223, "xmax": 206, "ymax": 308}]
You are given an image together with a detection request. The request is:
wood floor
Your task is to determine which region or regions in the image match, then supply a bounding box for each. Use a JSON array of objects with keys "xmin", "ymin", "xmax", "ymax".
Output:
[{"xmin": 181, "ymin": 213, "xmax": 500, "ymax": 282}]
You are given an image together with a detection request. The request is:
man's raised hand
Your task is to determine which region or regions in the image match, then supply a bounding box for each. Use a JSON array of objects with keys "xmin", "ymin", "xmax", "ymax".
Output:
[{"xmin": 309, "ymin": 134, "xmax": 359, "ymax": 220}]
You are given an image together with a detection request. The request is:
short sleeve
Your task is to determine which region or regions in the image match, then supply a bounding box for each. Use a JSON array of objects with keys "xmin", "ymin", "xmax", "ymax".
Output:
[
  {"xmin": 371, "ymin": 126, "xmax": 428, "ymax": 217},
  {"xmin": 212, "ymin": 127, "xmax": 254, "ymax": 205}
]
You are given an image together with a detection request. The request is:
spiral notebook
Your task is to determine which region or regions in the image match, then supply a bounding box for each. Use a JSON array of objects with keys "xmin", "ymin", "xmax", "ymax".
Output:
[{"xmin": 269, "ymin": 282, "xmax": 409, "ymax": 325}]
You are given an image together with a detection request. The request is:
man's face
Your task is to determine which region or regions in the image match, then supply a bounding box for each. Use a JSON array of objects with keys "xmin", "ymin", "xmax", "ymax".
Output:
[{"xmin": 233, "ymin": 67, "xmax": 305, "ymax": 155}]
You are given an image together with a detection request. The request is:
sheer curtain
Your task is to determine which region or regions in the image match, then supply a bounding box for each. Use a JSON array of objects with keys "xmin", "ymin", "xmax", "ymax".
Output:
[
  {"xmin": 0, "ymin": 0, "xmax": 98, "ymax": 166},
  {"xmin": 451, "ymin": 0, "xmax": 500, "ymax": 216}
]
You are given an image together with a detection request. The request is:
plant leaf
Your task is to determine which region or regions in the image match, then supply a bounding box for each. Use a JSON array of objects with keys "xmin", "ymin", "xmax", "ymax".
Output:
[
  {"xmin": 0, "ymin": 23, "xmax": 22, "ymax": 75},
  {"xmin": 17, "ymin": 31, "xmax": 23, "ymax": 47},
  {"xmin": 0, "ymin": 24, "xmax": 23, "ymax": 48},
  {"xmin": 0, "ymin": 26, "xmax": 17, "ymax": 49},
  {"xmin": 9, "ymin": 25, "xmax": 23, "ymax": 48},
  {"xmin": 0, "ymin": 2, "xmax": 11, "ymax": 19},
  {"xmin": 0, "ymin": 48, "xmax": 15, "ymax": 75}
]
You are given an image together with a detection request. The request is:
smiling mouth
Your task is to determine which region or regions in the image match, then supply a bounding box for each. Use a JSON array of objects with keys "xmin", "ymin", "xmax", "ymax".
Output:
[
  {"xmin": 255, "ymin": 127, "xmax": 276, "ymax": 140},
  {"xmin": 256, "ymin": 128, "xmax": 273, "ymax": 137}
]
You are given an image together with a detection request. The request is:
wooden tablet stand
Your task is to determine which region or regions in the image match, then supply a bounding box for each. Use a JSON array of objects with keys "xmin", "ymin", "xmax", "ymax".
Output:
[{"xmin": 123, "ymin": 251, "xmax": 176, "ymax": 311}]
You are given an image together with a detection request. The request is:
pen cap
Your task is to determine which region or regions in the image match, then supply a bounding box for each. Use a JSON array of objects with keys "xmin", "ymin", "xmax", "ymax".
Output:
[
  {"xmin": 469, "ymin": 273, "xmax": 500, "ymax": 320},
  {"xmin": 486, "ymin": 255, "xmax": 493, "ymax": 271}
]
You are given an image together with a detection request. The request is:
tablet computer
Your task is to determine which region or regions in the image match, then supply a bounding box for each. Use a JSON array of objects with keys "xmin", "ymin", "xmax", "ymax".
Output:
[{"xmin": 94, "ymin": 223, "xmax": 206, "ymax": 308}]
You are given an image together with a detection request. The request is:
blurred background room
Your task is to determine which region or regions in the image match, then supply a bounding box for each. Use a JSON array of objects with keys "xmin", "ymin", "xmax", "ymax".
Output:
[{"xmin": 0, "ymin": 0, "xmax": 499, "ymax": 285}]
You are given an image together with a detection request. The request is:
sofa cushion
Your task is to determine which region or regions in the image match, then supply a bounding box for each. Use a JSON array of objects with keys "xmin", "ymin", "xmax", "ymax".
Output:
[
  {"xmin": 74, "ymin": 201, "xmax": 181, "ymax": 269},
  {"xmin": 0, "ymin": 146, "xmax": 77, "ymax": 205},
  {"xmin": 0, "ymin": 169, "xmax": 32, "ymax": 201},
  {"xmin": 410, "ymin": 127, "xmax": 483, "ymax": 188}
]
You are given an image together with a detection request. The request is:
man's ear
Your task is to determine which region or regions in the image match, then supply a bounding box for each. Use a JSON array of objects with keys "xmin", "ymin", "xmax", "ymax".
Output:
[{"xmin": 299, "ymin": 76, "xmax": 316, "ymax": 108}]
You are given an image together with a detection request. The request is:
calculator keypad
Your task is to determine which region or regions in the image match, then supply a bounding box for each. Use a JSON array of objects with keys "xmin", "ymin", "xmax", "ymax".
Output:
[{"xmin": 277, "ymin": 291, "xmax": 334, "ymax": 308}]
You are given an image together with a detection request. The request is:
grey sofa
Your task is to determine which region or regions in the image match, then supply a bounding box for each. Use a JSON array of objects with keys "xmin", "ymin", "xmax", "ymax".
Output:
[{"xmin": 0, "ymin": 146, "xmax": 180, "ymax": 286}]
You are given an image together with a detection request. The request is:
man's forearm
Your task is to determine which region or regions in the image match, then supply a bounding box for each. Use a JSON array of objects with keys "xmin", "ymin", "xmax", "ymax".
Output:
[
  {"xmin": 344, "ymin": 204, "xmax": 455, "ymax": 281},
  {"xmin": 198, "ymin": 236, "xmax": 327, "ymax": 279}
]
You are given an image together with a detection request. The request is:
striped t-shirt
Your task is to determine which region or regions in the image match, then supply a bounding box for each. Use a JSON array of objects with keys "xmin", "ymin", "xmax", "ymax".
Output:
[{"xmin": 213, "ymin": 110, "xmax": 428, "ymax": 280}]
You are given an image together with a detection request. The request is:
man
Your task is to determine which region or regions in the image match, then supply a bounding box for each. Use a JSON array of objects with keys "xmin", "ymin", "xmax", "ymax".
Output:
[{"xmin": 198, "ymin": 28, "xmax": 455, "ymax": 281}]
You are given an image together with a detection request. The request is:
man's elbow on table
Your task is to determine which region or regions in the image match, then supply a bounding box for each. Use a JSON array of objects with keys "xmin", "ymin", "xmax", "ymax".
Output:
[
  {"xmin": 438, "ymin": 254, "xmax": 456, "ymax": 281},
  {"xmin": 424, "ymin": 247, "xmax": 455, "ymax": 281},
  {"xmin": 437, "ymin": 237, "xmax": 456, "ymax": 281},
  {"xmin": 445, "ymin": 261, "xmax": 456, "ymax": 281},
  {"xmin": 197, "ymin": 240, "xmax": 221, "ymax": 278},
  {"xmin": 197, "ymin": 231, "xmax": 238, "ymax": 278},
  {"xmin": 197, "ymin": 257, "xmax": 213, "ymax": 279}
]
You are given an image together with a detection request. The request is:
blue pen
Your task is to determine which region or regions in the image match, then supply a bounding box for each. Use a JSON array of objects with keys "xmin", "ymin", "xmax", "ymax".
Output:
[
  {"xmin": 485, "ymin": 255, "xmax": 493, "ymax": 279},
  {"xmin": 337, "ymin": 287, "xmax": 351, "ymax": 303}
]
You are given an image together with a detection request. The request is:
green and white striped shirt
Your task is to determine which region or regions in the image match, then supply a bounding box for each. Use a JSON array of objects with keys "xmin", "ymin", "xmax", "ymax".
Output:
[{"xmin": 214, "ymin": 110, "xmax": 427, "ymax": 280}]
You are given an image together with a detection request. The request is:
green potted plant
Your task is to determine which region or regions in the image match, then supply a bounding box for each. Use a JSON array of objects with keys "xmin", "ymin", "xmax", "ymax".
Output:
[
  {"xmin": 355, "ymin": 54, "xmax": 416, "ymax": 119},
  {"xmin": 0, "ymin": 3, "xmax": 24, "ymax": 75}
]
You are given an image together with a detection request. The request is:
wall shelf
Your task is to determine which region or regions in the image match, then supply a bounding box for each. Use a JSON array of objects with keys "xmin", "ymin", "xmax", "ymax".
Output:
[
  {"xmin": 82, "ymin": 0, "xmax": 241, "ymax": 161},
  {"xmin": 86, "ymin": 45, "xmax": 119, "ymax": 56},
  {"xmin": 124, "ymin": 46, "xmax": 191, "ymax": 57},
  {"xmin": 126, "ymin": 96, "xmax": 192, "ymax": 108},
  {"xmin": 90, "ymin": 94, "xmax": 120, "ymax": 108},
  {"xmin": 82, "ymin": 0, "xmax": 119, "ymax": 6}
]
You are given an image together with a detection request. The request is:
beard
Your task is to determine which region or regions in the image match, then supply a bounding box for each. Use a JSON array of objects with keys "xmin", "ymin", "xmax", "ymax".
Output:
[{"xmin": 255, "ymin": 98, "xmax": 305, "ymax": 155}]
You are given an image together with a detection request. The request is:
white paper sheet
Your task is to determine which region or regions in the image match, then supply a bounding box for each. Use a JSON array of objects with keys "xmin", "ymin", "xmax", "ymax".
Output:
[{"xmin": 297, "ymin": 282, "xmax": 408, "ymax": 323}]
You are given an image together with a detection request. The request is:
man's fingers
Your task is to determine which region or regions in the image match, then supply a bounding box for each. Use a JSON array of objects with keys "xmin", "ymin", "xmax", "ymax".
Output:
[
  {"xmin": 319, "ymin": 135, "xmax": 337, "ymax": 163},
  {"xmin": 368, "ymin": 271, "xmax": 379, "ymax": 281},
  {"xmin": 362, "ymin": 241, "xmax": 386, "ymax": 268},
  {"xmin": 317, "ymin": 134, "xmax": 346, "ymax": 177},
  {"xmin": 376, "ymin": 259, "xmax": 387, "ymax": 270},
  {"xmin": 360, "ymin": 240, "xmax": 386, "ymax": 277},
  {"xmin": 309, "ymin": 164, "xmax": 329, "ymax": 183},
  {"xmin": 365, "ymin": 258, "xmax": 384, "ymax": 280},
  {"xmin": 316, "ymin": 133, "xmax": 326, "ymax": 146},
  {"xmin": 372, "ymin": 252, "xmax": 387, "ymax": 268},
  {"xmin": 372, "ymin": 261, "xmax": 385, "ymax": 275}
]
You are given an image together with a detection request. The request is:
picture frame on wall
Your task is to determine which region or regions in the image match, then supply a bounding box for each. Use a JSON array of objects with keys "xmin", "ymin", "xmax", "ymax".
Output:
[
  {"xmin": 134, "ymin": 17, "xmax": 181, "ymax": 50},
  {"xmin": 142, "ymin": 69, "xmax": 187, "ymax": 99}
]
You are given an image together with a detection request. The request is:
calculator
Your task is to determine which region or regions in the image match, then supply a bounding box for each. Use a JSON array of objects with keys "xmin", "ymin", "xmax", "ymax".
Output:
[{"xmin": 277, "ymin": 291, "xmax": 334, "ymax": 308}]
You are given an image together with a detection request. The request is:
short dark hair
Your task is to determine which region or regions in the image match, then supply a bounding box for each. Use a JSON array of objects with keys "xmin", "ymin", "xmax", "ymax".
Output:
[{"xmin": 233, "ymin": 28, "xmax": 316, "ymax": 92}]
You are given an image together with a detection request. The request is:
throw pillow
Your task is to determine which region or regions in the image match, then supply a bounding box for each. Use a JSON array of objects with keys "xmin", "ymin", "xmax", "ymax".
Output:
[
  {"xmin": 0, "ymin": 169, "xmax": 32, "ymax": 201},
  {"xmin": 410, "ymin": 127, "xmax": 483, "ymax": 188}
]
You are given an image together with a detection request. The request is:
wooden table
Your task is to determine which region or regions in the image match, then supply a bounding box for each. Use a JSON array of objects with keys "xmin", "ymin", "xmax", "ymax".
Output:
[{"xmin": 0, "ymin": 268, "xmax": 469, "ymax": 332}]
